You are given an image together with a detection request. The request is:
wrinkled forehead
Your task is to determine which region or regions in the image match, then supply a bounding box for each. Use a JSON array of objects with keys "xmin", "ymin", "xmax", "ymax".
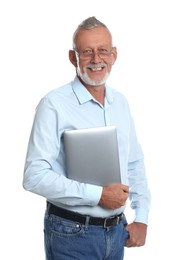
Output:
[{"xmin": 74, "ymin": 27, "xmax": 113, "ymax": 50}]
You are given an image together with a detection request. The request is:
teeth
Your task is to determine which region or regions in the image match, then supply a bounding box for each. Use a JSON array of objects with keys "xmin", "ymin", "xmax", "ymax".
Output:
[{"xmin": 91, "ymin": 67, "xmax": 102, "ymax": 71}]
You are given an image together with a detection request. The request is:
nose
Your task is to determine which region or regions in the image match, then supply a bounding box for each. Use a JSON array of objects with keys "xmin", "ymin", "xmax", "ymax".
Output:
[{"xmin": 90, "ymin": 52, "xmax": 102, "ymax": 62}]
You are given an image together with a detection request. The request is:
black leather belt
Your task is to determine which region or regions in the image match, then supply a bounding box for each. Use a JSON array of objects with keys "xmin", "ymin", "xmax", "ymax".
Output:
[{"xmin": 47, "ymin": 202, "xmax": 123, "ymax": 228}]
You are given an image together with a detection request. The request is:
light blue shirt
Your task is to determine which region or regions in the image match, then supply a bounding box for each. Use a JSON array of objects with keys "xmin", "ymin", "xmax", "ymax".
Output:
[{"xmin": 23, "ymin": 76, "xmax": 151, "ymax": 224}]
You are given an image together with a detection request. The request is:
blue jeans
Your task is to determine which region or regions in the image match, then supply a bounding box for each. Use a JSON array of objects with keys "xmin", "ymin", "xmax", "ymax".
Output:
[{"xmin": 44, "ymin": 210, "xmax": 129, "ymax": 260}]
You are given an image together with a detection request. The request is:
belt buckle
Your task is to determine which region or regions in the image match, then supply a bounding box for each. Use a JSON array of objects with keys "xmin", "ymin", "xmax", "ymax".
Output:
[
  {"xmin": 103, "ymin": 215, "xmax": 122, "ymax": 228},
  {"xmin": 103, "ymin": 216, "xmax": 115, "ymax": 228}
]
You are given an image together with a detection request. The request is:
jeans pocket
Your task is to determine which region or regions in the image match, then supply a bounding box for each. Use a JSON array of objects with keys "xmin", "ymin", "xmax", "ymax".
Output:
[{"xmin": 49, "ymin": 215, "xmax": 84, "ymax": 238}]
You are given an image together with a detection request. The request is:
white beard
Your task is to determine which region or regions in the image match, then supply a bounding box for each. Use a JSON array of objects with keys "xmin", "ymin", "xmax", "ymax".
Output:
[{"xmin": 76, "ymin": 67, "xmax": 110, "ymax": 87}]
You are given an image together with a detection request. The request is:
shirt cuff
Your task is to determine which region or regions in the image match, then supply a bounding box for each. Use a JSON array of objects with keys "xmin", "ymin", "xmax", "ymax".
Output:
[
  {"xmin": 84, "ymin": 183, "xmax": 103, "ymax": 206},
  {"xmin": 134, "ymin": 207, "xmax": 149, "ymax": 225}
]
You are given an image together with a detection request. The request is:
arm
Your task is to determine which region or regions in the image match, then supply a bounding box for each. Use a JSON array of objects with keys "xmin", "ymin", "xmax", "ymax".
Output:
[
  {"xmin": 23, "ymin": 97, "xmax": 102, "ymax": 207},
  {"xmin": 125, "ymin": 118, "xmax": 151, "ymax": 247}
]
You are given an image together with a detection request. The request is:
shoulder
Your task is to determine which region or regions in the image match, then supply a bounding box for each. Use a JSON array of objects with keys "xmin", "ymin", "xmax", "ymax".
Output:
[
  {"xmin": 37, "ymin": 81, "xmax": 73, "ymax": 107},
  {"xmin": 46, "ymin": 82, "xmax": 73, "ymax": 99}
]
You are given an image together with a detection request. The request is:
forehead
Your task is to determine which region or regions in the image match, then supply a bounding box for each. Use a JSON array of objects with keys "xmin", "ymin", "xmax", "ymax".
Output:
[{"xmin": 75, "ymin": 27, "xmax": 112, "ymax": 49}]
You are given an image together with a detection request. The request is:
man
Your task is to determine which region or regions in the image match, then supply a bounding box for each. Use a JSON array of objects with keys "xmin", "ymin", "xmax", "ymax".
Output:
[{"xmin": 23, "ymin": 16, "xmax": 151, "ymax": 260}]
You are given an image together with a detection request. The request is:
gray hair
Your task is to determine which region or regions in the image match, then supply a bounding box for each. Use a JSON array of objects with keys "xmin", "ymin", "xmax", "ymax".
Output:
[{"xmin": 72, "ymin": 16, "xmax": 112, "ymax": 49}]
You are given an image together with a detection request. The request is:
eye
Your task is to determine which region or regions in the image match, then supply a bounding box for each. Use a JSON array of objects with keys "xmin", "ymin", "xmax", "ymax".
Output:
[
  {"xmin": 98, "ymin": 48, "xmax": 109, "ymax": 54},
  {"xmin": 82, "ymin": 49, "xmax": 93, "ymax": 55}
]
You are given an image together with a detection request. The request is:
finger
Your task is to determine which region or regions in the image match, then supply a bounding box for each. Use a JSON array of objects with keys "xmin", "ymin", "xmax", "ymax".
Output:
[
  {"xmin": 125, "ymin": 239, "xmax": 133, "ymax": 247},
  {"xmin": 122, "ymin": 184, "xmax": 129, "ymax": 193}
]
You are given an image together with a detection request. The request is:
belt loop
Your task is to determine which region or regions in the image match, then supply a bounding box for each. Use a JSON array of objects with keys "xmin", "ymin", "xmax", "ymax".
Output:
[
  {"xmin": 47, "ymin": 201, "xmax": 51, "ymax": 213},
  {"xmin": 103, "ymin": 218, "xmax": 108, "ymax": 228},
  {"xmin": 85, "ymin": 216, "xmax": 90, "ymax": 228}
]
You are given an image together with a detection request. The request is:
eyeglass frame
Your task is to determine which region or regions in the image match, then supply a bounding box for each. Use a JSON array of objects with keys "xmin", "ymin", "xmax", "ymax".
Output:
[{"xmin": 73, "ymin": 47, "xmax": 115, "ymax": 60}]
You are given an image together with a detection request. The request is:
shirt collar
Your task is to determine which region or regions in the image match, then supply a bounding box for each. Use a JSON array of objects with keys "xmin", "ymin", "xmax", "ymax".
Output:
[
  {"xmin": 105, "ymin": 85, "xmax": 114, "ymax": 104},
  {"xmin": 72, "ymin": 77, "xmax": 93, "ymax": 104},
  {"xmin": 72, "ymin": 76, "xmax": 114, "ymax": 105}
]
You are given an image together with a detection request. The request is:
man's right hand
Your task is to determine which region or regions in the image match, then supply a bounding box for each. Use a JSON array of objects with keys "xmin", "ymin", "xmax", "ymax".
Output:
[{"xmin": 98, "ymin": 183, "xmax": 129, "ymax": 210}]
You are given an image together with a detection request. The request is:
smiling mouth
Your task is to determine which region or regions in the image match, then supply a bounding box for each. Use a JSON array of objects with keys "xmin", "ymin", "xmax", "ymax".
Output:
[
  {"xmin": 87, "ymin": 65, "xmax": 105, "ymax": 71},
  {"xmin": 90, "ymin": 67, "xmax": 103, "ymax": 71}
]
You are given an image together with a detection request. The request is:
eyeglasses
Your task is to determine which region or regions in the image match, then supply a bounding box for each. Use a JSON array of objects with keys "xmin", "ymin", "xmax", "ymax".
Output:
[{"xmin": 74, "ymin": 48, "xmax": 114, "ymax": 60}]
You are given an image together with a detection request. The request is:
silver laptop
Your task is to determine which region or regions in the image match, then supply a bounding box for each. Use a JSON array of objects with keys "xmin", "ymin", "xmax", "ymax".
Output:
[{"xmin": 64, "ymin": 126, "xmax": 121, "ymax": 186}]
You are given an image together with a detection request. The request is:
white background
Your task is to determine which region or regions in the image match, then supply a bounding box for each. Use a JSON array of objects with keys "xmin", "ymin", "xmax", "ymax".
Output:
[{"xmin": 1, "ymin": 0, "xmax": 176, "ymax": 259}]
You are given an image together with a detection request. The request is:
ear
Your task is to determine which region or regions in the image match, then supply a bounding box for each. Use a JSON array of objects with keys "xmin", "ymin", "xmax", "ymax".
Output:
[
  {"xmin": 69, "ymin": 50, "xmax": 77, "ymax": 67},
  {"xmin": 111, "ymin": 47, "xmax": 118, "ymax": 65}
]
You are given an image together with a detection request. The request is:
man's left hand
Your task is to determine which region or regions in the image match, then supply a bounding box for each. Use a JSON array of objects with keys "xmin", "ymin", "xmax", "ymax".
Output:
[{"xmin": 125, "ymin": 222, "xmax": 147, "ymax": 247}]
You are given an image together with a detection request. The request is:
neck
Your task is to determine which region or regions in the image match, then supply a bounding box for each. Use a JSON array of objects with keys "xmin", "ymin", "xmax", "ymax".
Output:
[{"xmin": 85, "ymin": 84, "xmax": 105, "ymax": 106}]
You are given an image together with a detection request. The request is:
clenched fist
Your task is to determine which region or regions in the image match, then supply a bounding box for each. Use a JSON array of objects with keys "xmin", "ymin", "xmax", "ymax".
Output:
[{"xmin": 99, "ymin": 183, "xmax": 129, "ymax": 210}]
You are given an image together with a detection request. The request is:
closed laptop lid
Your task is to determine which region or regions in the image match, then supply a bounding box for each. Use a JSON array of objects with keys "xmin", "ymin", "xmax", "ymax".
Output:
[{"xmin": 64, "ymin": 126, "xmax": 121, "ymax": 186}]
